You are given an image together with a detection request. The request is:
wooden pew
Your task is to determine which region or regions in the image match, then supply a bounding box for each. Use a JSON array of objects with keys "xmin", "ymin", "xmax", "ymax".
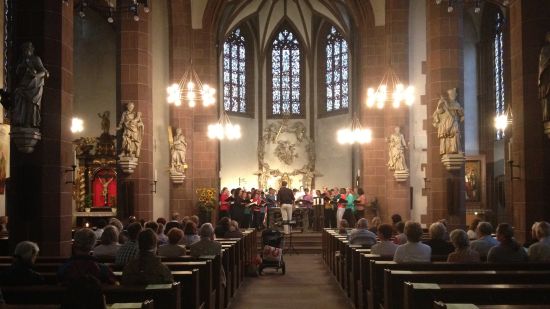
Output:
[
  {"xmin": 2, "ymin": 283, "xmax": 181, "ymax": 309},
  {"xmin": 433, "ymin": 302, "xmax": 550, "ymax": 309},
  {"xmin": 404, "ymin": 283, "xmax": 550, "ymax": 309},
  {"xmin": 369, "ymin": 260, "xmax": 550, "ymax": 309},
  {"xmin": 386, "ymin": 270, "xmax": 550, "ymax": 309},
  {"xmin": 4, "ymin": 300, "xmax": 154, "ymax": 309}
]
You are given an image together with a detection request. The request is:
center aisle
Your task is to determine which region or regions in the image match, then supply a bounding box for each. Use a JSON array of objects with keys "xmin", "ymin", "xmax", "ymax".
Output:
[{"xmin": 229, "ymin": 254, "xmax": 353, "ymax": 309}]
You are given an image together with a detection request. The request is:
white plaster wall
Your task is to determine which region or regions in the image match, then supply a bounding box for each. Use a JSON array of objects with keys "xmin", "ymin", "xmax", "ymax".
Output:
[
  {"xmin": 409, "ymin": 0, "xmax": 428, "ymax": 223},
  {"xmin": 464, "ymin": 14, "xmax": 479, "ymax": 155},
  {"xmin": 315, "ymin": 114, "xmax": 352, "ymax": 188},
  {"xmin": 220, "ymin": 116, "xmax": 259, "ymax": 190},
  {"xmin": 152, "ymin": 0, "xmax": 171, "ymax": 220},
  {"xmin": 74, "ymin": 11, "xmax": 116, "ymax": 137}
]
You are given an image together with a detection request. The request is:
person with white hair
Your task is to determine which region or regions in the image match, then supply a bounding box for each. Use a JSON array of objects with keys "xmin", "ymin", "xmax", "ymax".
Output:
[
  {"xmin": 189, "ymin": 223, "xmax": 222, "ymax": 257},
  {"xmin": 0, "ymin": 241, "xmax": 44, "ymax": 285},
  {"xmin": 423, "ymin": 222, "xmax": 454, "ymax": 256},
  {"xmin": 528, "ymin": 221, "xmax": 550, "ymax": 262},
  {"xmin": 447, "ymin": 229, "xmax": 480, "ymax": 263},
  {"xmin": 349, "ymin": 218, "xmax": 377, "ymax": 246},
  {"xmin": 58, "ymin": 228, "xmax": 116, "ymax": 285}
]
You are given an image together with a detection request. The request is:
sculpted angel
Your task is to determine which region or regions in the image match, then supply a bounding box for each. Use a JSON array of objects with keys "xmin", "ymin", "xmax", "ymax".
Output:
[{"xmin": 117, "ymin": 102, "xmax": 144, "ymax": 158}]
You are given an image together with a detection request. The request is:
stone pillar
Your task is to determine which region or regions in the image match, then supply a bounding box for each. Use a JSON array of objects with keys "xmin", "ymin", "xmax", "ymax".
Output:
[
  {"xmin": 117, "ymin": 0, "xmax": 153, "ymax": 220},
  {"xmin": 168, "ymin": 0, "xmax": 219, "ymax": 219},
  {"xmin": 384, "ymin": 0, "xmax": 411, "ymax": 222},
  {"xmin": 508, "ymin": 0, "xmax": 550, "ymax": 242},
  {"xmin": 6, "ymin": 0, "xmax": 74, "ymax": 255},
  {"xmin": 425, "ymin": 1, "xmax": 465, "ymax": 227}
]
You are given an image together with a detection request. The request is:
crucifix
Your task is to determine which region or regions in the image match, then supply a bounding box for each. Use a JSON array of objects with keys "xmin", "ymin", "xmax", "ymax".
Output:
[{"xmin": 99, "ymin": 177, "xmax": 114, "ymax": 206}]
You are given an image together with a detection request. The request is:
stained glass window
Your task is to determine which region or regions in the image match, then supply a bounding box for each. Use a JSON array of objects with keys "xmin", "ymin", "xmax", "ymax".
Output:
[
  {"xmin": 494, "ymin": 12, "xmax": 505, "ymax": 140},
  {"xmin": 270, "ymin": 28, "xmax": 302, "ymax": 116},
  {"xmin": 325, "ymin": 26, "xmax": 349, "ymax": 113},
  {"xmin": 223, "ymin": 28, "xmax": 247, "ymax": 113}
]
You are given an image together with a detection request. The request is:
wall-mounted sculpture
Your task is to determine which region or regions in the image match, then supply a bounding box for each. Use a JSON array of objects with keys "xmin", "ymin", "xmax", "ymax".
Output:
[
  {"xmin": 168, "ymin": 126, "xmax": 187, "ymax": 184},
  {"xmin": 257, "ymin": 120, "xmax": 320, "ymax": 189},
  {"xmin": 540, "ymin": 31, "xmax": 550, "ymax": 138},
  {"xmin": 432, "ymin": 88, "xmax": 465, "ymax": 171},
  {"xmin": 2, "ymin": 42, "xmax": 49, "ymax": 153},
  {"xmin": 117, "ymin": 102, "xmax": 143, "ymax": 174},
  {"xmin": 387, "ymin": 126, "xmax": 409, "ymax": 182}
]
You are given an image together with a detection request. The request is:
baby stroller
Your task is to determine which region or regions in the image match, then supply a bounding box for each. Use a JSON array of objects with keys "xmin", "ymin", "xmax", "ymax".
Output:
[{"xmin": 259, "ymin": 229, "xmax": 286, "ymax": 275}]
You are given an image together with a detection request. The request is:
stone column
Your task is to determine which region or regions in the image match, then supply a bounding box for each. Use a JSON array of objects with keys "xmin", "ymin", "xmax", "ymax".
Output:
[
  {"xmin": 117, "ymin": 0, "xmax": 153, "ymax": 220},
  {"xmin": 425, "ymin": 1, "xmax": 465, "ymax": 227},
  {"xmin": 7, "ymin": 0, "xmax": 74, "ymax": 255},
  {"xmin": 508, "ymin": 0, "xmax": 550, "ymax": 242},
  {"xmin": 168, "ymin": 0, "xmax": 219, "ymax": 219}
]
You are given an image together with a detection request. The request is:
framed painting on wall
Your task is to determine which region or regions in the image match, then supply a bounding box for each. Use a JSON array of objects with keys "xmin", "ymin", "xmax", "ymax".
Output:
[{"xmin": 465, "ymin": 155, "xmax": 486, "ymax": 208}]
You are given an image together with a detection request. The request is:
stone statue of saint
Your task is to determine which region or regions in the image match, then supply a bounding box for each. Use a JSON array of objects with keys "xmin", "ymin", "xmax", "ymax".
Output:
[
  {"xmin": 98, "ymin": 111, "xmax": 110, "ymax": 135},
  {"xmin": 387, "ymin": 126, "xmax": 408, "ymax": 171},
  {"xmin": 432, "ymin": 88, "xmax": 464, "ymax": 155},
  {"xmin": 116, "ymin": 102, "xmax": 144, "ymax": 158},
  {"xmin": 11, "ymin": 42, "xmax": 49, "ymax": 128},
  {"xmin": 539, "ymin": 32, "xmax": 550, "ymax": 125},
  {"xmin": 170, "ymin": 128, "xmax": 187, "ymax": 172},
  {"xmin": 255, "ymin": 162, "xmax": 270, "ymax": 190}
]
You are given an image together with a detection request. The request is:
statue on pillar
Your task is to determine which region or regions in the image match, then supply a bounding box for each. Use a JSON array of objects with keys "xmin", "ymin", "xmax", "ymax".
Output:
[
  {"xmin": 116, "ymin": 102, "xmax": 143, "ymax": 174},
  {"xmin": 98, "ymin": 111, "xmax": 111, "ymax": 135},
  {"xmin": 539, "ymin": 32, "xmax": 550, "ymax": 137},
  {"xmin": 168, "ymin": 127, "xmax": 187, "ymax": 183},
  {"xmin": 432, "ymin": 88, "xmax": 465, "ymax": 170},
  {"xmin": 387, "ymin": 126, "xmax": 409, "ymax": 181}
]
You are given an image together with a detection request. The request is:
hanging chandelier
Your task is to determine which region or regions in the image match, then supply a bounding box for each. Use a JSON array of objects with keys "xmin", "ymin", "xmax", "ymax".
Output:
[
  {"xmin": 494, "ymin": 104, "xmax": 513, "ymax": 132},
  {"xmin": 207, "ymin": 110, "xmax": 241, "ymax": 140},
  {"xmin": 366, "ymin": 67, "xmax": 415, "ymax": 109},
  {"xmin": 64, "ymin": 0, "xmax": 150, "ymax": 23},
  {"xmin": 337, "ymin": 116, "xmax": 372, "ymax": 145},
  {"xmin": 166, "ymin": 61, "xmax": 216, "ymax": 108},
  {"xmin": 70, "ymin": 117, "xmax": 84, "ymax": 133}
]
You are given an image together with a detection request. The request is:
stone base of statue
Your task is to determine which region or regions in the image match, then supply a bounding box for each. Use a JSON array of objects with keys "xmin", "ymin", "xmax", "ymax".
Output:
[
  {"xmin": 441, "ymin": 153, "xmax": 465, "ymax": 171},
  {"xmin": 544, "ymin": 121, "xmax": 550, "ymax": 139},
  {"xmin": 118, "ymin": 156, "xmax": 138, "ymax": 174},
  {"xmin": 169, "ymin": 170, "xmax": 186, "ymax": 184},
  {"xmin": 11, "ymin": 127, "xmax": 41, "ymax": 154},
  {"xmin": 393, "ymin": 169, "xmax": 409, "ymax": 182}
]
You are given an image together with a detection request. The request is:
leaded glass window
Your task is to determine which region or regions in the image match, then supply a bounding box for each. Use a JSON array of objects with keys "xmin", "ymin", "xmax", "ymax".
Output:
[
  {"xmin": 270, "ymin": 28, "xmax": 302, "ymax": 116},
  {"xmin": 223, "ymin": 28, "xmax": 247, "ymax": 113},
  {"xmin": 494, "ymin": 12, "xmax": 505, "ymax": 140},
  {"xmin": 325, "ymin": 26, "xmax": 349, "ymax": 113}
]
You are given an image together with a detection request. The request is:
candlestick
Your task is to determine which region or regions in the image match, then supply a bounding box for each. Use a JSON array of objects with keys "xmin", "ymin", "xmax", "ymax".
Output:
[
  {"xmin": 154, "ymin": 169, "xmax": 158, "ymax": 182},
  {"xmin": 73, "ymin": 148, "xmax": 77, "ymax": 166}
]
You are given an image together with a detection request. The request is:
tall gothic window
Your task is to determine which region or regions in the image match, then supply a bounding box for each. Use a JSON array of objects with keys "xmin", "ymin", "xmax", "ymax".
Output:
[
  {"xmin": 494, "ymin": 12, "xmax": 505, "ymax": 140},
  {"xmin": 223, "ymin": 28, "xmax": 248, "ymax": 114},
  {"xmin": 269, "ymin": 28, "xmax": 303, "ymax": 117},
  {"xmin": 325, "ymin": 26, "xmax": 349, "ymax": 113}
]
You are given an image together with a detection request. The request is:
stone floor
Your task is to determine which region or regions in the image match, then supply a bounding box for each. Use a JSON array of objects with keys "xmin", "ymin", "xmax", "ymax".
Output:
[{"xmin": 228, "ymin": 254, "xmax": 353, "ymax": 309}]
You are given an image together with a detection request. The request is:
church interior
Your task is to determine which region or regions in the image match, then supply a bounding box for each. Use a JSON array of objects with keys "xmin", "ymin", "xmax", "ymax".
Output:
[{"xmin": 0, "ymin": 0, "xmax": 549, "ymax": 308}]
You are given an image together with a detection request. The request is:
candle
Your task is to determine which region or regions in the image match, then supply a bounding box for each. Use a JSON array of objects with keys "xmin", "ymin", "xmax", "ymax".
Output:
[
  {"xmin": 73, "ymin": 149, "xmax": 77, "ymax": 166},
  {"xmin": 154, "ymin": 169, "xmax": 158, "ymax": 182},
  {"xmin": 85, "ymin": 222, "xmax": 89, "ymax": 228},
  {"xmin": 357, "ymin": 169, "xmax": 360, "ymax": 177}
]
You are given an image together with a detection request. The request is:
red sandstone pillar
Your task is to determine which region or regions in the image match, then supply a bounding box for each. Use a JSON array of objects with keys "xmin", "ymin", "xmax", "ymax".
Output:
[
  {"xmin": 7, "ymin": 0, "xmax": 74, "ymax": 255},
  {"xmin": 508, "ymin": 0, "xmax": 550, "ymax": 242},
  {"xmin": 425, "ymin": 0, "xmax": 465, "ymax": 227},
  {"xmin": 117, "ymin": 0, "xmax": 153, "ymax": 220}
]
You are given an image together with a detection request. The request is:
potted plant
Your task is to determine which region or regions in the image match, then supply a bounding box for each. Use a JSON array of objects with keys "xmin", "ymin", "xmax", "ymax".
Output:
[
  {"xmin": 84, "ymin": 195, "xmax": 92, "ymax": 212},
  {"xmin": 196, "ymin": 188, "xmax": 217, "ymax": 224}
]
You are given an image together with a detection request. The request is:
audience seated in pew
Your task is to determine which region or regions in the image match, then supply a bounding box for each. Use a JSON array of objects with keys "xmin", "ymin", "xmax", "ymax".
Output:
[
  {"xmin": 349, "ymin": 218, "xmax": 377, "ymax": 246},
  {"xmin": 487, "ymin": 223, "xmax": 528, "ymax": 263},
  {"xmin": 108, "ymin": 218, "xmax": 126, "ymax": 245},
  {"xmin": 115, "ymin": 222, "xmax": 142, "ymax": 266},
  {"xmin": 93, "ymin": 226, "xmax": 120, "ymax": 258},
  {"xmin": 190, "ymin": 223, "xmax": 222, "ymax": 258},
  {"xmin": 0, "ymin": 241, "xmax": 44, "ymax": 285},
  {"xmin": 94, "ymin": 219, "xmax": 107, "ymax": 240},
  {"xmin": 393, "ymin": 221, "xmax": 407, "ymax": 245},
  {"xmin": 370, "ymin": 224, "xmax": 398, "ymax": 257},
  {"xmin": 447, "ymin": 229, "xmax": 480, "ymax": 263},
  {"xmin": 423, "ymin": 222, "xmax": 454, "ymax": 256},
  {"xmin": 368, "ymin": 217, "xmax": 381, "ymax": 234},
  {"xmin": 157, "ymin": 223, "xmax": 169, "ymax": 245},
  {"xmin": 60, "ymin": 275, "xmax": 106, "ymax": 309},
  {"xmin": 122, "ymin": 228, "xmax": 174, "ymax": 285},
  {"xmin": 158, "ymin": 228, "xmax": 186, "ymax": 258},
  {"xmin": 182, "ymin": 222, "xmax": 200, "ymax": 246},
  {"xmin": 58, "ymin": 228, "xmax": 116, "ymax": 285},
  {"xmin": 528, "ymin": 221, "xmax": 550, "ymax": 262},
  {"xmin": 224, "ymin": 220, "xmax": 243, "ymax": 238},
  {"xmin": 214, "ymin": 217, "xmax": 231, "ymax": 239},
  {"xmin": 470, "ymin": 221, "xmax": 498, "ymax": 258},
  {"xmin": 467, "ymin": 217, "xmax": 481, "ymax": 240},
  {"xmin": 393, "ymin": 221, "xmax": 431, "ymax": 263},
  {"xmin": 338, "ymin": 219, "xmax": 349, "ymax": 236}
]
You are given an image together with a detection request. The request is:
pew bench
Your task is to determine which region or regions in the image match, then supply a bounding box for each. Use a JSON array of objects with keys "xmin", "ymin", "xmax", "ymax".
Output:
[{"xmin": 433, "ymin": 302, "xmax": 550, "ymax": 309}]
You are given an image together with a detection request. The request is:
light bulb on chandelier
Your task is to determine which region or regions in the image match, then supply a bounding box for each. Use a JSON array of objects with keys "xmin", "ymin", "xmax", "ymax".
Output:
[
  {"xmin": 366, "ymin": 67, "xmax": 415, "ymax": 110},
  {"xmin": 336, "ymin": 116, "xmax": 372, "ymax": 145},
  {"xmin": 70, "ymin": 117, "xmax": 84, "ymax": 134}
]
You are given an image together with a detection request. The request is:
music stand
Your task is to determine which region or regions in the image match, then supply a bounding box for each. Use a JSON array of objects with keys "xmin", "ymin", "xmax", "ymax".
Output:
[{"xmin": 283, "ymin": 220, "xmax": 298, "ymax": 255}]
